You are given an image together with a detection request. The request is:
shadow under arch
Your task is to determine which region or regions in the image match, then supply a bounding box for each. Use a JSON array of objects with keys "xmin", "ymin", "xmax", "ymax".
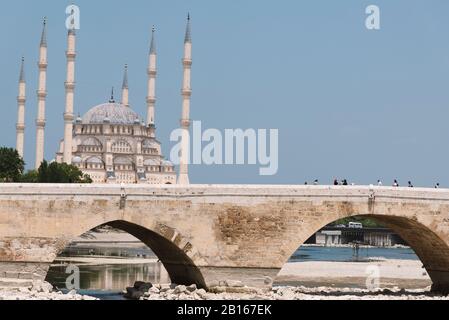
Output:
[
  {"xmin": 281, "ymin": 214, "xmax": 449, "ymax": 294},
  {"xmin": 54, "ymin": 220, "xmax": 206, "ymax": 289}
]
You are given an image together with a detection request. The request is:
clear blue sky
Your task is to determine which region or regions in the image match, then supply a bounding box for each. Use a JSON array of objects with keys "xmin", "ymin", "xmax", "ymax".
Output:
[{"xmin": 1, "ymin": 0, "xmax": 449, "ymax": 186}]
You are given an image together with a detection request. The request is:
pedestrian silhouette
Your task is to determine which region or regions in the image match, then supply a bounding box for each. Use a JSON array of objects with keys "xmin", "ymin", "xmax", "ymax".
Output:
[
  {"xmin": 408, "ymin": 181, "xmax": 414, "ymax": 188},
  {"xmin": 393, "ymin": 180, "xmax": 399, "ymax": 187}
]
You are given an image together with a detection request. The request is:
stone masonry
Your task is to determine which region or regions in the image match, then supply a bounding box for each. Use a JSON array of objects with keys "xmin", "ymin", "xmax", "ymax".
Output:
[{"xmin": 0, "ymin": 184, "xmax": 449, "ymax": 293}]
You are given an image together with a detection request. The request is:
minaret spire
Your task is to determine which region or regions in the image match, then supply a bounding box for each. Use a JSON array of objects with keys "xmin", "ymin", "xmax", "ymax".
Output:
[
  {"xmin": 109, "ymin": 87, "xmax": 115, "ymax": 103},
  {"xmin": 146, "ymin": 26, "xmax": 157, "ymax": 127},
  {"xmin": 19, "ymin": 56, "xmax": 25, "ymax": 82},
  {"xmin": 150, "ymin": 26, "xmax": 156, "ymax": 55},
  {"xmin": 40, "ymin": 17, "xmax": 47, "ymax": 47},
  {"xmin": 178, "ymin": 14, "xmax": 193, "ymax": 185},
  {"xmin": 35, "ymin": 17, "xmax": 48, "ymax": 169},
  {"xmin": 62, "ymin": 21, "xmax": 77, "ymax": 164},
  {"xmin": 16, "ymin": 57, "xmax": 26, "ymax": 158},
  {"xmin": 121, "ymin": 64, "xmax": 129, "ymax": 107},
  {"xmin": 185, "ymin": 13, "xmax": 192, "ymax": 43}
]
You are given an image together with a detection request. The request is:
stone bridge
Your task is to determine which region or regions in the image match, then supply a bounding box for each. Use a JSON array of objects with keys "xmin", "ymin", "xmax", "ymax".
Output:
[{"xmin": 1, "ymin": 184, "xmax": 449, "ymax": 293}]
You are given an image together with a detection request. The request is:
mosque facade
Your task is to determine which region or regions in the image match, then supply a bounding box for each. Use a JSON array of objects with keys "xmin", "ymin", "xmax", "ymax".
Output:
[{"xmin": 15, "ymin": 16, "xmax": 193, "ymax": 185}]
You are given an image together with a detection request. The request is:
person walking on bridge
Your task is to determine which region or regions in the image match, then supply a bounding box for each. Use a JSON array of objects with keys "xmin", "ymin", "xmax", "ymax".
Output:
[
  {"xmin": 408, "ymin": 181, "xmax": 414, "ymax": 188},
  {"xmin": 393, "ymin": 180, "xmax": 399, "ymax": 187}
]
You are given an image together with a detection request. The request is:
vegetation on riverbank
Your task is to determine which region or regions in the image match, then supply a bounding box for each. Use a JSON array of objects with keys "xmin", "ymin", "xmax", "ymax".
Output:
[{"xmin": 0, "ymin": 147, "xmax": 92, "ymax": 183}]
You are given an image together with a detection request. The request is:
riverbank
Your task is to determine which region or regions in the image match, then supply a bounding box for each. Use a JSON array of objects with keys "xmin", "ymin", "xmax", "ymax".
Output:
[
  {"xmin": 0, "ymin": 281, "xmax": 98, "ymax": 300},
  {"xmin": 126, "ymin": 283, "xmax": 448, "ymax": 301}
]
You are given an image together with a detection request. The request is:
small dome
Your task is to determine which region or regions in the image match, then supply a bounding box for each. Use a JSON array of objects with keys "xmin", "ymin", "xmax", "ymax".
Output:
[
  {"xmin": 144, "ymin": 159, "xmax": 160, "ymax": 166},
  {"xmin": 162, "ymin": 160, "xmax": 174, "ymax": 167},
  {"xmin": 86, "ymin": 156, "xmax": 103, "ymax": 164},
  {"xmin": 142, "ymin": 139, "xmax": 160, "ymax": 149},
  {"xmin": 81, "ymin": 137, "xmax": 102, "ymax": 146},
  {"xmin": 82, "ymin": 103, "xmax": 141, "ymax": 125},
  {"xmin": 72, "ymin": 156, "xmax": 82, "ymax": 163}
]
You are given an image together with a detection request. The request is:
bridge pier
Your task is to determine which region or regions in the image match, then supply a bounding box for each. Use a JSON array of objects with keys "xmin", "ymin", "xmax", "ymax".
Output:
[{"xmin": 429, "ymin": 270, "xmax": 449, "ymax": 295}]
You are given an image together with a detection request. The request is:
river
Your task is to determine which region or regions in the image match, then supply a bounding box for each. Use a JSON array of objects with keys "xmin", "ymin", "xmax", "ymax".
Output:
[{"xmin": 45, "ymin": 245, "xmax": 419, "ymax": 300}]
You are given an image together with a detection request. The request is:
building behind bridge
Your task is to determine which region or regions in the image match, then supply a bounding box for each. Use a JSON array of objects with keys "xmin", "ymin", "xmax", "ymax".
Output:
[{"xmin": 306, "ymin": 226, "xmax": 408, "ymax": 247}]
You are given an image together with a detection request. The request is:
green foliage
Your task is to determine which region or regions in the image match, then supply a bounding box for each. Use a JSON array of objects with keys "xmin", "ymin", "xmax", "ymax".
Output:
[
  {"xmin": 331, "ymin": 216, "xmax": 385, "ymax": 228},
  {"xmin": 0, "ymin": 147, "xmax": 25, "ymax": 182},
  {"xmin": 20, "ymin": 170, "xmax": 39, "ymax": 183},
  {"xmin": 37, "ymin": 161, "xmax": 92, "ymax": 183}
]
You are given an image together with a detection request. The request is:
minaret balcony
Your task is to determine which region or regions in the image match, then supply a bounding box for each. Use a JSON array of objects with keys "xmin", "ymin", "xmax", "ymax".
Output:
[
  {"xmin": 180, "ymin": 119, "xmax": 191, "ymax": 127},
  {"xmin": 183, "ymin": 59, "xmax": 193, "ymax": 66},
  {"xmin": 17, "ymin": 97, "xmax": 26, "ymax": 103},
  {"xmin": 16, "ymin": 124, "xmax": 25, "ymax": 131},
  {"xmin": 36, "ymin": 90, "xmax": 47, "ymax": 98},
  {"xmin": 64, "ymin": 113, "xmax": 75, "ymax": 122},
  {"xmin": 66, "ymin": 51, "xmax": 77, "ymax": 59},
  {"xmin": 65, "ymin": 82, "xmax": 76, "ymax": 90},
  {"xmin": 147, "ymin": 69, "xmax": 157, "ymax": 76},
  {"xmin": 146, "ymin": 97, "xmax": 156, "ymax": 104},
  {"xmin": 182, "ymin": 89, "xmax": 192, "ymax": 97},
  {"xmin": 38, "ymin": 62, "xmax": 48, "ymax": 69},
  {"xmin": 36, "ymin": 119, "xmax": 46, "ymax": 127}
]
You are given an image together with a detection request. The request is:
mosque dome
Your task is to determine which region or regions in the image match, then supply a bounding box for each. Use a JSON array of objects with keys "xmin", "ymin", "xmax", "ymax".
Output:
[
  {"xmin": 82, "ymin": 103, "xmax": 141, "ymax": 125},
  {"xmin": 72, "ymin": 156, "xmax": 82, "ymax": 164}
]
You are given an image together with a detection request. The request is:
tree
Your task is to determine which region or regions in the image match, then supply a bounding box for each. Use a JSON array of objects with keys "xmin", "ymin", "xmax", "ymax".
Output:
[
  {"xmin": 20, "ymin": 170, "xmax": 39, "ymax": 183},
  {"xmin": 37, "ymin": 161, "xmax": 92, "ymax": 184},
  {"xmin": 0, "ymin": 147, "xmax": 25, "ymax": 182}
]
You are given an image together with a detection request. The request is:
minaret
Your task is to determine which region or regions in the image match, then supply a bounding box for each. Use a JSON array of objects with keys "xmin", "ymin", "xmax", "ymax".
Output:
[
  {"xmin": 121, "ymin": 64, "xmax": 129, "ymax": 107},
  {"xmin": 16, "ymin": 57, "xmax": 26, "ymax": 158},
  {"xmin": 178, "ymin": 15, "xmax": 192, "ymax": 185},
  {"xmin": 63, "ymin": 24, "xmax": 77, "ymax": 164},
  {"xmin": 146, "ymin": 27, "xmax": 157, "ymax": 126},
  {"xmin": 35, "ymin": 18, "xmax": 48, "ymax": 169}
]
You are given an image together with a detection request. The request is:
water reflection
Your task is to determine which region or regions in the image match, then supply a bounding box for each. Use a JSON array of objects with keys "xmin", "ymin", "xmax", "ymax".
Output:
[{"xmin": 46, "ymin": 261, "xmax": 170, "ymax": 291}]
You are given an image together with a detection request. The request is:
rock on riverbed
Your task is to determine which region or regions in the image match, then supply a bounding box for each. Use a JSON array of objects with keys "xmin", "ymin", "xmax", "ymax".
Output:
[
  {"xmin": 0, "ymin": 280, "xmax": 98, "ymax": 300},
  {"xmin": 123, "ymin": 282, "xmax": 449, "ymax": 301}
]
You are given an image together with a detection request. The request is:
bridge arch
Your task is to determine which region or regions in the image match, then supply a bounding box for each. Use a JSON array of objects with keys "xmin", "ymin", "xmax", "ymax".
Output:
[
  {"xmin": 280, "ymin": 212, "xmax": 449, "ymax": 293},
  {"xmin": 49, "ymin": 220, "xmax": 206, "ymax": 289}
]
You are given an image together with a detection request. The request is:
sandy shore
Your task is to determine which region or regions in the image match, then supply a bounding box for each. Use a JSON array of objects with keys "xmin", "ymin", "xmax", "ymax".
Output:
[{"xmin": 276, "ymin": 259, "xmax": 431, "ymax": 289}]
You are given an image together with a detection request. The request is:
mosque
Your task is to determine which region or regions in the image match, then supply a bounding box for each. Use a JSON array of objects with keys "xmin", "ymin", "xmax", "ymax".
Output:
[{"xmin": 14, "ymin": 16, "xmax": 193, "ymax": 185}]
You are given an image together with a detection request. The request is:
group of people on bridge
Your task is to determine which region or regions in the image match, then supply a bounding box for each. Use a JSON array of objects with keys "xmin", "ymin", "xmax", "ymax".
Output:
[{"xmin": 305, "ymin": 179, "xmax": 441, "ymax": 189}]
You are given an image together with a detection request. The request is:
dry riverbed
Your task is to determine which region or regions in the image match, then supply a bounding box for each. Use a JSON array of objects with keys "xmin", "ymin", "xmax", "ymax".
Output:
[
  {"xmin": 0, "ymin": 281, "xmax": 98, "ymax": 301},
  {"xmin": 125, "ymin": 283, "xmax": 449, "ymax": 301}
]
